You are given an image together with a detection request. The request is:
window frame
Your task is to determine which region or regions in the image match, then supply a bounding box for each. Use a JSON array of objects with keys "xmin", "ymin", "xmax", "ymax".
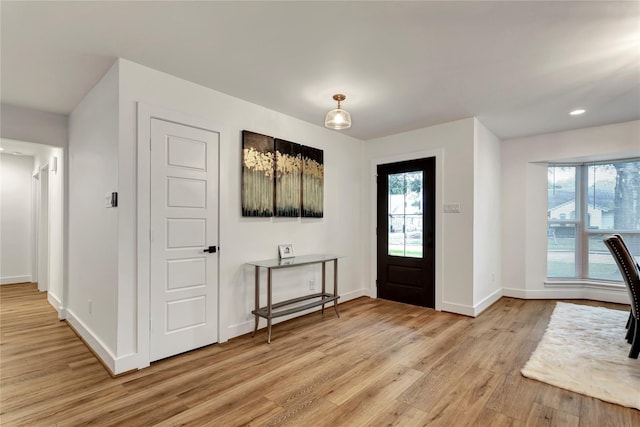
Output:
[{"xmin": 547, "ymin": 158, "xmax": 640, "ymax": 282}]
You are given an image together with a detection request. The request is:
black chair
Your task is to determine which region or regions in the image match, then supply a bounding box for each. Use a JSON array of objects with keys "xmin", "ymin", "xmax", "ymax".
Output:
[
  {"xmin": 612, "ymin": 234, "xmax": 639, "ymax": 339},
  {"xmin": 603, "ymin": 234, "xmax": 640, "ymax": 359}
]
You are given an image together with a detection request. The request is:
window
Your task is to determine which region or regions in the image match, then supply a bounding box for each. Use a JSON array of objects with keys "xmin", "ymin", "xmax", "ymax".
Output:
[
  {"xmin": 388, "ymin": 171, "xmax": 423, "ymax": 258},
  {"xmin": 547, "ymin": 159, "xmax": 640, "ymax": 281}
]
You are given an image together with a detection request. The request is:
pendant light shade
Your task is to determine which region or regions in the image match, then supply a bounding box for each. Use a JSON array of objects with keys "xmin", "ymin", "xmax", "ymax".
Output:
[{"xmin": 325, "ymin": 94, "xmax": 351, "ymax": 130}]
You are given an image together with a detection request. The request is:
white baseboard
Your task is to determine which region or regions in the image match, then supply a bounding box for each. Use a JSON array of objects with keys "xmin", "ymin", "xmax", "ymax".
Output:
[
  {"xmin": 65, "ymin": 308, "xmax": 118, "ymax": 375},
  {"xmin": 47, "ymin": 292, "xmax": 65, "ymax": 319},
  {"xmin": 1, "ymin": 275, "xmax": 32, "ymax": 285},
  {"xmin": 502, "ymin": 286, "xmax": 630, "ymax": 305},
  {"xmin": 364, "ymin": 288, "xmax": 492, "ymax": 318},
  {"xmin": 473, "ymin": 288, "xmax": 503, "ymax": 316},
  {"xmin": 502, "ymin": 287, "xmax": 527, "ymax": 299},
  {"xmin": 113, "ymin": 353, "xmax": 141, "ymax": 375},
  {"xmin": 440, "ymin": 301, "xmax": 475, "ymax": 317},
  {"xmin": 64, "ymin": 309, "xmax": 158, "ymax": 375},
  {"xmin": 226, "ymin": 288, "xmax": 368, "ymax": 340},
  {"xmin": 365, "ymin": 285, "xmax": 376, "ymax": 298}
]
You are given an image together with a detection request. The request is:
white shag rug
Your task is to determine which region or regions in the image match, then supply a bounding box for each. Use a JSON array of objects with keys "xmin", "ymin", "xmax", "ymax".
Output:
[{"xmin": 521, "ymin": 302, "xmax": 640, "ymax": 410}]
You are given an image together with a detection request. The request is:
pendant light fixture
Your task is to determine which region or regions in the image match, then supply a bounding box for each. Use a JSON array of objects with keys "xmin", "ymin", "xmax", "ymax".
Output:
[{"xmin": 325, "ymin": 94, "xmax": 352, "ymax": 130}]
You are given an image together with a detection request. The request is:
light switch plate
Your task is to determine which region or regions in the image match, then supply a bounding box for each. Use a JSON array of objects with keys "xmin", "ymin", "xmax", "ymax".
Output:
[
  {"xmin": 443, "ymin": 203, "xmax": 461, "ymax": 213},
  {"xmin": 105, "ymin": 192, "xmax": 113, "ymax": 207}
]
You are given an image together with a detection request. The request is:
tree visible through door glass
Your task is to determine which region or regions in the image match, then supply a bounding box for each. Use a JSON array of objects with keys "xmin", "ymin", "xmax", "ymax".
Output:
[{"xmin": 388, "ymin": 171, "xmax": 423, "ymax": 258}]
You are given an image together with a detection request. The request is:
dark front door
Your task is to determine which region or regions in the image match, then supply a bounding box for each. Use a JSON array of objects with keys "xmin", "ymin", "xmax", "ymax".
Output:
[{"xmin": 377, "ymin": 157, "xmax": 435, "ymax": 308}]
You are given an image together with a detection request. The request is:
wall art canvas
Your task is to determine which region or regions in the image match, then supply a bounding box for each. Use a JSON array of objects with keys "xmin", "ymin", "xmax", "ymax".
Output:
[
  {"xmin": 242, "ymin": 131, "xmax": 274, "ymax": 217},
  {"xmin": 302, "ymin": 145, "xmax": 324, "ymax": 217},
  {"xmin": 275, "ymin": 139, "xmax": 302, "ymax": 217}
]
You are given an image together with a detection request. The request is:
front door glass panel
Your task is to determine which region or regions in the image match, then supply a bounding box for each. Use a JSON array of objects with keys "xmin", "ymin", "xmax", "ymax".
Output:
[{"xmin": 388, "ymin": 171, "xmax": 423, "ymax": 258}]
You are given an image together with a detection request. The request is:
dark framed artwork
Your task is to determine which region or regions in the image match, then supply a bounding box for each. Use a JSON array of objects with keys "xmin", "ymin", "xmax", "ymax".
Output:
[
  {"xmin": 242, "ymin": 131, "xmax": 274, "ymax": 217},
  {"xmin": 275, "ymin": 139, "xmax": 302, "ymax": 217},
  {"xmin": 302, "ymin": 146, "xmax": 324, "ymax": 217}
]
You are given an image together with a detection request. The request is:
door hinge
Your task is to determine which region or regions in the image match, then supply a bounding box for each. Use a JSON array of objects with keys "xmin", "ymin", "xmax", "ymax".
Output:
[
  {"xmin": 150, "ymin": 229, "xmax": 153, "ymax": 242},
  {"xmin": 149, "ymin": 318, "xmax": 152, "ymax": 331},
  {"xmin": 149, "ymin": 138, "xmax": 152, "ymax": 150}
]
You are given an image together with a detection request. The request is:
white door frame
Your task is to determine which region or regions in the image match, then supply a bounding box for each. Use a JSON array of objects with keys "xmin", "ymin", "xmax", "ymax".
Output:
[
  {"xmin": 37, "ymin": 164, "xmax": 50, "ymax": 292},
  {"xmin": 137, "ymin": 103, "xmax": 221, "ymax": 369},
  {"xmin": 32, "ymin": 170, "xmax": 40, "ymax": 283},
  {"xmin": 369, "ymin": 148, "xmax": 444, "ymax": 312}
]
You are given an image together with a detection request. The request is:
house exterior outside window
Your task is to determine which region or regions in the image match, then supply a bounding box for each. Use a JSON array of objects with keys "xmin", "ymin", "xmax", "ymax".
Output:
[{"xmin": 547, "ymin": 160, "xmax": 640, "ymax": 281}]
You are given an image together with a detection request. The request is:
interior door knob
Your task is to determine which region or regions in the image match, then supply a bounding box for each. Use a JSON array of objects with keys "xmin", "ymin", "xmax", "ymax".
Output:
[{"xmin": 203, "ymin": 246, "xmax": 217, "ymax": 253}]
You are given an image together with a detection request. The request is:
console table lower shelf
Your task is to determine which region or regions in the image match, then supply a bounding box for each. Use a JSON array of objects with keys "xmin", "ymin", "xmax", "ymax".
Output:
[{"xmin": 246, "ymin": 254, "xmax": 342, "ymax": 343}]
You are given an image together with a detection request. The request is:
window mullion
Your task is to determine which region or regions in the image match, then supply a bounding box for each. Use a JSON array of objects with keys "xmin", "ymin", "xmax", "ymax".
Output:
[{"xmin": 578, "ymin": 165, "xmax": 588, "ymax": 278}]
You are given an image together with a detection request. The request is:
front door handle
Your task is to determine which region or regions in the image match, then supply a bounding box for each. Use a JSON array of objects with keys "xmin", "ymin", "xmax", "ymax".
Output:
[{"xmin": 203, "ymin": 246, "xmax": 217, "ymax": 253}]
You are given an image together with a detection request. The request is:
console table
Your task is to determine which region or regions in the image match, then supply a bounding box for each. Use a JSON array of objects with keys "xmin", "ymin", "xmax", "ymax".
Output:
[{"xmin": 246, "ymin": 254, "xmax": 342, "ymax": 343}]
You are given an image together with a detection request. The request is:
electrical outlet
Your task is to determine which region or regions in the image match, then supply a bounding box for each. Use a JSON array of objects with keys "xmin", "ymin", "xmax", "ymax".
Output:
[
  {"xmin": 309, "ymin": 280, "xmax": 315, "ymax": 291},
  {"xmin": 88, "ymin": 299, "xmax": 93, "ymax": 314}
]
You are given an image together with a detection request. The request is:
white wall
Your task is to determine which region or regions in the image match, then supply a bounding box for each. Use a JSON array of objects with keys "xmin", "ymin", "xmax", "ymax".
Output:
[
  {"xmin": 365, "ymin": 118, "xmax": 476, "ymax": 315},
  {"xmin": 502, "ymin": 120, "xmax": 640, "ymax": 303},
  {"xmin": 0, "ymin": 153, "xmax": 34, "ymax": 284},
  {"xmin": 120, "ymin": 58, "xmax": 366, "ymax": 357},
  {"xmin": 67, "ymin": 58, "xmax": 366, "ymax": 373},
  {"xmin": 472, "ymin": 119, "xmax": 502, "ymax": 313},
  {"xmin": 67, "ymin": 62, "xmax": 120, "ymax": 359},
  {"xmin": 0, "ymin": 104, "xmax": 68, "ymax": 148}
]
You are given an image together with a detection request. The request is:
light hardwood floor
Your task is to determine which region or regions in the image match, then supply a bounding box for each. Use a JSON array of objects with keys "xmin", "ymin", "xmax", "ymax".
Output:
[{"xmin": 1, "ymin": 283, "xmax": 638, "ymax": 426}]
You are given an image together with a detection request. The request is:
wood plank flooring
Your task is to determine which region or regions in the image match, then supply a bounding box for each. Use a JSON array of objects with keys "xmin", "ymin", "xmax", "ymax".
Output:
[{"xmin": 1, "ymin": 283, "xmax": 639, "ymax": 426}]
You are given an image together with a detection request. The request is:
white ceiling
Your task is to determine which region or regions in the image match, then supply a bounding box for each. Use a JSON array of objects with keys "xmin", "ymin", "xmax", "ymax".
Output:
[
  {"xmin": 1, "ymin": 1, "xmax": 639, "ymax": 141},
  {"xmin": 1, "ymin": 138, "xmax": 46, "ymax": 159}
]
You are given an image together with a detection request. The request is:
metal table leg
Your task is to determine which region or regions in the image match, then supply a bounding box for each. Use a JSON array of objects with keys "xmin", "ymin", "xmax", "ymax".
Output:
[
  {"xmin": 267, "ymin": 267, "xmax": 272, "ymax": 344},
  {"xmin": 333, "ymin": 259, "xmax": 340, "ymax": 318},
  {"xmin": 321, "ymin": 261, "xmax": 326, "ymax": 315},
  {"xmin": 252, "ymin": 265, "xmax": 259, "ymax": 337}
]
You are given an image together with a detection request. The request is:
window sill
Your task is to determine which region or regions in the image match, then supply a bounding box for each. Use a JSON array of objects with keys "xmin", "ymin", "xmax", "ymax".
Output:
[{"xmin": 544, "ymin": 280, "xmax": 626, "ymax": 291}]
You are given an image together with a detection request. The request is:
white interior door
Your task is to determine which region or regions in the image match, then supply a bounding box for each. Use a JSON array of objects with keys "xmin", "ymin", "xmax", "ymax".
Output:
[{"xmin": 150, "ymin": 118, "xmax": 219, "ymax": 362}]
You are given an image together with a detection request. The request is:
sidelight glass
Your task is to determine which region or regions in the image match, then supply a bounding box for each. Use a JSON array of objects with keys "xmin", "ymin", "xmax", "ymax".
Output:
[{"xmin": 388, "ymin": 172, "xmax": 423, "ymax": 258}]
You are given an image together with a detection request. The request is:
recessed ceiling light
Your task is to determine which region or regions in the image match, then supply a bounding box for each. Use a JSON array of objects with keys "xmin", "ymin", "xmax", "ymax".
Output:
[
  {"xmin": 0, "ymin": 147, "xmax": 4, "ymax": 151},
  {"xmin": 11, "ymin": 151, "xmax": 22, "ymax": 156},
  {"xmin": 569, "ymin": 109, "xmax": 586, "ymax": 116}
]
